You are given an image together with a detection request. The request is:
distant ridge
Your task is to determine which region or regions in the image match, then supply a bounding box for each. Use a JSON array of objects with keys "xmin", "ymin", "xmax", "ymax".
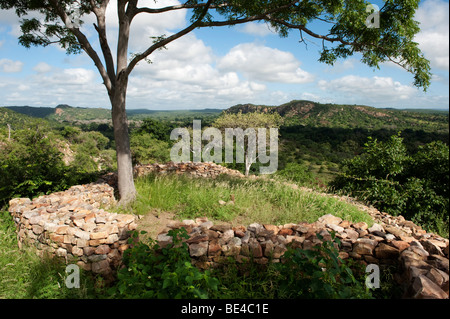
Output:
[{"xmin": 225, "ymin": 100, "xmax": 449, "ymax": 132}]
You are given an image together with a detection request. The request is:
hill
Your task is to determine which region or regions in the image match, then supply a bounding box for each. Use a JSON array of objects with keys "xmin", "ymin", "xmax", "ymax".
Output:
[
  {"xmin": 0, "ymin": 107, "xmax": 51, "ymax": 129},
  {"xmin": 3, "ymin": 104, "xmax": 223, "ymax": 124},
  {"xmin": 226, "ymin": 100, "xmax": 449, "ymax": 133}
]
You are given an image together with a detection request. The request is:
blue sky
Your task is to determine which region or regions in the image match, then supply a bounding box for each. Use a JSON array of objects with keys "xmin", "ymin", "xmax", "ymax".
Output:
[{"xmin": 0, "ymin": 0, "xmax": 448, "ymax": 110}]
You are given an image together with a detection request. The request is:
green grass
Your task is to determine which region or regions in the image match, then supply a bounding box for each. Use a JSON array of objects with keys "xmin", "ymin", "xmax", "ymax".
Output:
[
  {"xmin": 0, "ymin": 211, "xmax": 102, "ymax": 299},
  {"xmin": 128, "ymin": 173, "xmax": 374, "ymax": 227}
]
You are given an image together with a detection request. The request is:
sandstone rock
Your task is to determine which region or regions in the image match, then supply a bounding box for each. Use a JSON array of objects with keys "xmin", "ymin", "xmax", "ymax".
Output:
[
  {"xmin": 412, "ymin": 275, "xmax": 448, "ymax": 299},
  {"xmin": 421, "ymin": 240, "xmax": 444, "ymax": 256},
  {"xmin": 375, "ymin": 243, "xmax": 400, "ymax": 259},
  {"xmin": 189, "ymin": 242, "xmax": 208, "ymax": 257},
  {"xmin": 326, "ymin": 223, "xmax": 344, "ymax": 233},
  {"xmin": 91, "ymin": 259, "xmax": 111, "ymax": 275},
  {"xmin": 352, "ymin": 222, "xmax": 368, "ymax": 230},
  {"xmin": 426, "ymin": 268, "xmax": 449, "ymax": 288},
  {"xmin": 344, "ymin": 228, "xmax": 359, "ymax": 243},
  {"xmin": 263, "ymin": 224, "xmax": 279, "ymax": 235},
  {"xmin": 353, "ymin": 238, "xmax": 377, "ymax": 255},
  {"xmin": 392, "ymin": 240, "xmax": 410, "ymax": 252},
  {"xmin": 318, "ymin": 214, "xmax": 342, "ymax": 225},
  {"xmin": 208, "ymin": 240, "xmax": 222, "ymax": 257},
  {"xmin": 278, "ymin": 228, "xmax": 294, "ymax": 236}
]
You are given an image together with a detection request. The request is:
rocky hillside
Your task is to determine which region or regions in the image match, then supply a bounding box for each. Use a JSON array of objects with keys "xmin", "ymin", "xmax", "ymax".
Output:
[{"xmin": 226, "ymin": 100, "xmax": 449, "ymax": 133}]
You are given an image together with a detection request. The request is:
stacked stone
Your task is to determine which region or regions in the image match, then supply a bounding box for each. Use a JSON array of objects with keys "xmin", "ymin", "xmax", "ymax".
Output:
[
  {"xmin": 134, "ymin": 162, "xmax": 245, "ymax": 179},
  {"xmin": 8, "ymin": 183, "xmax": 136, "ymax": 279},
  {"xmin": 157, "ymin": 214, "xmax": 449, "ymax": 299}
]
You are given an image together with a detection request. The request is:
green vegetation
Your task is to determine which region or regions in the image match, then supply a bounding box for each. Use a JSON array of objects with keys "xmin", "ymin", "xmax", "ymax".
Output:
[
  {"xmin": 127, "ymin": 173, "xmax": 373, "ymax": 227},
  {"xmin": 0, "ymin": 117, "xmax": 115, "ymax": 207},
  {"xmin": 108, "ymin": 227, "xmax": 374, "ymax": 299},
  {"xmin": 109, "ymin": 228, "xmax": 220, "ymax": 299},
  {"xmin": 331, "ymin": 134, "xmax": 449, "ymax": 237},
  {"xmin": 0, "ymin": 211, "xmax": 102, "ymax": 298}
]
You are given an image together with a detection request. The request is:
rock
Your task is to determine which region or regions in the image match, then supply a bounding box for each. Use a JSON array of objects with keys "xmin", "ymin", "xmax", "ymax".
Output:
[
  {"xmin": 375, "ymin": 243, "xmax": 400, "ymax": 259},
  {"xmin": 318, "ymin": 214, "xmax": 342, "ymax": 225},
  {"xmin": 421, "ymin": 240, "xmax": 444, "ymax": 256},
  {"xmin": 91, "ymin": 259, "xmax": 111, "ymax": 275},
  {"xmin": 426, "ymin": 268, "xmax": 449, "ymax": 288},
  {"xmin": 278, "ymin": 228, "xmax": 294, "ymax": 236},
  {"xmin": 221, "ymin": 229, "xmax": 235, "ymax": 243},
  {"xmin": 189, "ymin": 242, "xmax": 208, "ymax": 257},
  {"xmin": 368, "ymin": 223, "xmax": 384, "ymax": 233},
  {"xmin": 412, "ymin": 275, "xmax": 448, "ymax": 299},
  {"xmin": 392, "ymin": 240, "xmax": 410, "ymax": 252},
  {"xmin": 186, "ymin": 234, "xmax": 209, "ymax": 244},
  {"xmin": 326, "ymin": 223, "xmax": 344, "ymax": 233},
  {"xmin": 344, "ymin": 228, "xmax": 359, "ymax": 243},
  {"xmin": 263, "ymin": 224, "xmax": 279, "ymax": 235},
  {"xmin": 352, "ymin": 222, "xmax": 368, "ymax": 230},
  {"xmin": 353, "ymin": 238, "xmax": 377, "ymax": 255},
  {"xmin": 207, "ymin": 240, "xmax": 222, "ymax": 257}
]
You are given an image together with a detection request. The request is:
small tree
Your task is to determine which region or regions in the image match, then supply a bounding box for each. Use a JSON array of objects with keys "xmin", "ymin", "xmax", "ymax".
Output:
[
  {"xmin": 213, "ymin": 111, "xmax": 282, "ymax": 176},
  {"xmin": 1, "ymin": 0, "xmax": 431, "ymax": 204}
]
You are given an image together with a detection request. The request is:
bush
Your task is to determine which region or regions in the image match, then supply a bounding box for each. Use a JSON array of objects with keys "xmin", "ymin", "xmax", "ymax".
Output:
[
  {"xmin": 108, "ymin": 228, "xmax": 219, "ymax": 299},
  {"xmin": 0, "ymin": 129, "xmax": 70, "ymax": 206},
  {"xmin": 331, "ymin": 134, "xmax": 449, "ymax": 236},
  {"xmin": 274, "ymin": 232, "xmax": 373, "ymax": 299}
]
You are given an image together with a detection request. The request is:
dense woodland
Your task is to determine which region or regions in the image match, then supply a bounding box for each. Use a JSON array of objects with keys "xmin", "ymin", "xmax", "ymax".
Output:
[{"xmin": 1, "ymin": 101, "xmax": 449, "ymax": 237}]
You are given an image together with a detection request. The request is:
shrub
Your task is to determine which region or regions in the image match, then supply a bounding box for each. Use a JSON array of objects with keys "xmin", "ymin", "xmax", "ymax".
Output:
[
  {"xmin": 108, "ymin": 228, "xmax": 219, "ymax": 299},
  {"xmin": 331, "ymin": 134, "xmax": 449, "ymax": 236},
  {"xmin": 275, "ymin": 232, "xmax": 373, "ymax": 299}
]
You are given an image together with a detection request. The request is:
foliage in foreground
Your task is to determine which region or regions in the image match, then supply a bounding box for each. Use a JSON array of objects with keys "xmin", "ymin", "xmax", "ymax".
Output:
[
  {"xmin": 331, "ymin": 134, "xmax": 449, "ymax": 237},
  {"xmin": 107, "ymin": 228, "xmax": 374, "ymax": 299}
]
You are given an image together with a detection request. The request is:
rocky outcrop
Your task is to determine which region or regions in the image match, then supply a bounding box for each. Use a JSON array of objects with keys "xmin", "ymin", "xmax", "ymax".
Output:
[{"xmin": 8, "ymin": 183, "xmax": 136, "ymax": 280}]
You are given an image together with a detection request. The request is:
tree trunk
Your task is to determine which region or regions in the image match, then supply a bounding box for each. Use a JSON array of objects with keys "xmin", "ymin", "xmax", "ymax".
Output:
[{"xmin": 111, "ymin": 79, "xmax": 136, "ymax": 205}]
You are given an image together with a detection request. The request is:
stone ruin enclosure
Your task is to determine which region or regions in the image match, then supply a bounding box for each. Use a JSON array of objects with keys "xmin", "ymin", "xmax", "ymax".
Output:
[{"xmin": 8, "ymin": 162, "xmax": 449, "ymax": 298}]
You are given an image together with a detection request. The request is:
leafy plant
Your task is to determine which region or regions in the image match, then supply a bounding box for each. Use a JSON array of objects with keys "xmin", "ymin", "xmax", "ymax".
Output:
[
  {"xmin": 108, "ymin": 228, "xmax": 219, "ymax": 299},
  {"xmin": 331, "ymin": 134, "xmax": 449, "ymax": 236},
  {"xmin": 276, "ymin": 232, "xmax": 373, "ymax": 299}
]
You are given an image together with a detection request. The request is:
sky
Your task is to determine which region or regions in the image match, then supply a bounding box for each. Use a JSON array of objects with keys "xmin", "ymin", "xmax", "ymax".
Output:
[{"xmin": 0, "ymin": 0, "xmax": 448, "ymax": 110}]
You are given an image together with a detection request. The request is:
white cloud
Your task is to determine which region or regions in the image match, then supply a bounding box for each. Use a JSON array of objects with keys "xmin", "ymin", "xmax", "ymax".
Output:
[
  {"xmin": 318, "ymin": 75, "xmax": 417, "ymax": 104},
  {"xmin": 218, "ymin": 43, "xmax": 314, "ymax": 84},
  {"xmin": 33, "ymin": 62, "xmax": 52, "ymax": 73},
  {"xmin": 239, "ymin": 22, "xmax": 277, "ymax": 37},
  {"xmin": 0, "ymin": 58, "xmax": 24, "ymax": 73},
  {"xmin": 415, "ymin": 0, "xmax": 449, "ymax": 70}
]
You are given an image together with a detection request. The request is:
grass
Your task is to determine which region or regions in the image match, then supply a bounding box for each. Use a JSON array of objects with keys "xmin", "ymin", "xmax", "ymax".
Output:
[
  {"xmin": 0, "ymin": 211, "xmax": 103, "ymax": 299},
  {"xmin": 127, "ymin": 173, "xmax": 374, "ymax": 227}
]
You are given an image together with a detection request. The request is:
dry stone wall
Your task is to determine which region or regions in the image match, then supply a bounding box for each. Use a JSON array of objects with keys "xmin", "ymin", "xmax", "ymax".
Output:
[
  {"xmin": 158, "ymin": 213, "xmax": 449, "ymax": 299},
  {"xmin": 8, "ymin": 183, "xmax": 137, "ymax": 279},
  {"xmin": 134, "ymin": 162, "xmax": 245, "ymax": 179},
  {"xmin": 8, "ymin": 162, "xmax": 449, "ymax": 298}
]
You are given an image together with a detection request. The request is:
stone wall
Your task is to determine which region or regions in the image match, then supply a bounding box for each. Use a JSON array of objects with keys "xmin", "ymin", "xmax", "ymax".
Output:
[
  {"xmin": 158, "ymin": 214, "xmax": 449, "ymax": 299},
  {"xmin": 8, "ymin": 183, "xmax": 137, "ymax": 279},
  {"xmin": 134, "ymin": 162, "xmax": 245, "ymax": 179}
]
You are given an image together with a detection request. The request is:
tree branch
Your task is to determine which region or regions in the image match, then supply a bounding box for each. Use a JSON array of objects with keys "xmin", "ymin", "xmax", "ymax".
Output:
[
  {"xmin": 126, "ymin": 0, "xmax": 214, "ymax": 76},
  {"xmin": 90, "ymin": 0, "xmax": 116, "ymax": 89},
  {"xmin": 47, "ymin": 0, "xmax": 113, "ymax": 95},
  {"xmin": 132, "ymin": 1, "xmax": 229, "ymax": 16}
]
